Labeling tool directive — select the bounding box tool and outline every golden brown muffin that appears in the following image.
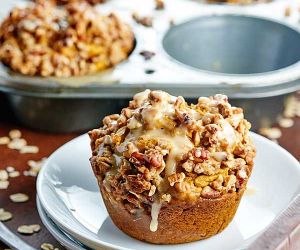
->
[89,90,256,244]
[0,1,134,77]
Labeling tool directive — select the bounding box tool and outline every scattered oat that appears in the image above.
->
[6,166,15,173]
[285,6,291,17]
[0,170,8,181]
[139,50,156,60]
[7,138,27,150]
[23,171,30,176]
[17,224,40,235]
[9,171,20,178]
[25,158,47,177]
[155,0,165,10]
[0,209,12,221]
[9,193,29,203]
[284,95,300,118]
[41,243,55,250]
[30,224,41,232]
[0,180,9,189]
[0,137,10,145]
[132,12,153,27]
[278,117,294,128]
[20,145,39,154]
[259,127,282,139]
[9,129,22,139]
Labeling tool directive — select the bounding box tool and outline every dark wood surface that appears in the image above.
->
[0,95,299,250]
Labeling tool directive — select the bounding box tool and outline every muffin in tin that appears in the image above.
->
[89,90,256,244]
[0,1,134,77]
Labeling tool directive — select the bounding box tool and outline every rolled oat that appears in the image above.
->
[9,193,29,203]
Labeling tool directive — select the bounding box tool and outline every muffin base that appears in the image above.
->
[100,185,245,244]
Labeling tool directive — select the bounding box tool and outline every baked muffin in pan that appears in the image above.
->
[0,1,134,77]
[89,90,256,244]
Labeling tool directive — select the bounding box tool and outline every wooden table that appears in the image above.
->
[0,96,299,250]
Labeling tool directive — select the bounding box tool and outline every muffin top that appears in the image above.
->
[89,90,255,231]
[0,1,133,77]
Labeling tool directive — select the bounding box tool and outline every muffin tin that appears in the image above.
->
[0,0,300,132]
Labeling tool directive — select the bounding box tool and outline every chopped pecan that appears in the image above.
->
[201,186,221,199]
[168,172,185,186]
[126,175,151,193]
[132,13,153,27]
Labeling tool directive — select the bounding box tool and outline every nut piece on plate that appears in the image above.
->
[0,1,134,77]
[89,90,256,244]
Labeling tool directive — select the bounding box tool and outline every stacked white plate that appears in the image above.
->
[36,133,300,250]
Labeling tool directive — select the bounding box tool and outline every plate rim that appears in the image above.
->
[36,132,300,250]
[36,195,87,250]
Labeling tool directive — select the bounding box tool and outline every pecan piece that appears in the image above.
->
[168,172,185,186]
[201,186,221,199]
[126,175,151,193]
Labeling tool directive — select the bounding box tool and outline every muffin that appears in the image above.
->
[0,1,134,77]
[89,90,256,244]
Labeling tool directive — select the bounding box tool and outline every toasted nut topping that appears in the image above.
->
[168,173,185,187]
[89,90,255,212]
[201,186,221,199]
[10,193,29,203]
[161,193,171,203]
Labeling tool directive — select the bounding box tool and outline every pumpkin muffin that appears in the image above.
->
[89,90,256,244]
[0,1,134,77]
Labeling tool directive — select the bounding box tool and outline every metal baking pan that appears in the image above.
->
[0,1,300,132]
[1,79,299,132]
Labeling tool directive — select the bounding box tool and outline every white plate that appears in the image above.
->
[37,133,300,250]
[36,195,88,250]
